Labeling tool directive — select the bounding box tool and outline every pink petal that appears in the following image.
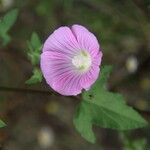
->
[71,24,100,57]
[93,51,103,66]
[80,51,103,90]
[80,65,99,90]
[52,72,82,96]
[42,26,80,56]
[41,51,83,96]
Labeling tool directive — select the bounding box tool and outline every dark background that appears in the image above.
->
[0,0,150,149]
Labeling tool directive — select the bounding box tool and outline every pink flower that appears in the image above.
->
[40,24,102,96]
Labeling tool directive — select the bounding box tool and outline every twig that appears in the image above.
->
[0,86,53,95]
[0,86,80,100]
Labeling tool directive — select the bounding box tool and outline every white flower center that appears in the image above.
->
[72,51,92,72]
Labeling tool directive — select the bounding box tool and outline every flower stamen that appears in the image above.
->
[72,51,92,72]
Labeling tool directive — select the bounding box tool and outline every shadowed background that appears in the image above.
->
[0,0,150,149]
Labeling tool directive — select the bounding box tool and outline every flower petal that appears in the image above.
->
[80,51,102,90]
[71,24,100,57]
[80,65,100,90]
[41,51,83,95]
[52,72,82,96]
[42,26,80,56]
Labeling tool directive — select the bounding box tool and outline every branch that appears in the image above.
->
[0,86,52,95]
[0,86,149,116]
[0,86,80,100]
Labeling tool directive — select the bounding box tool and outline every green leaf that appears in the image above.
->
[30,32,42,51]
[0,120,6,128]
[0,9,18,45]
[0,9,18,33]
[26,68,42,84]
[74,65,148,143]
[74,101,96,143]
[26,32,43,85]
[97,65,113,87]
[27,51,40,66]
[27,32,42,65]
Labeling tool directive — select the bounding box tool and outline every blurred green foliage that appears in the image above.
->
[121,132,148,150]
[0,8,19,128]
[25,68,42,84]
[27,32,42,66]
[0,9,18,45]
[0,119,6,128]
[26,32,43,84]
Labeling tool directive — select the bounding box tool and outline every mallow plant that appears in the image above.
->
[0,9,148,144]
